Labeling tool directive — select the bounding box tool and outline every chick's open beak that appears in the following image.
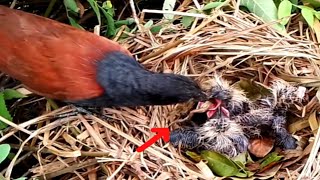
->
[197,99,230,119]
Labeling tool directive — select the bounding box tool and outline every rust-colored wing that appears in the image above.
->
[0,5,131,101]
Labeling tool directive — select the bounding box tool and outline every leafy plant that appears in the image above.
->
[180,0,228,28]
[63,0,83,29]
[0,89,27,130]
[62,0,117,37]
[278,0,293,25]
[240,0,287,35]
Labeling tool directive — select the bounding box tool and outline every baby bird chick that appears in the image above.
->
[170,75,306,157]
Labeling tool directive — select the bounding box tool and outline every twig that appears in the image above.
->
[34,159,98,180]
[9,0,17,9]
[139,12,221,62]
[142,9,207,18]
[129,0,142,32]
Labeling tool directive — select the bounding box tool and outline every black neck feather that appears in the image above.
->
[72,52,207,107]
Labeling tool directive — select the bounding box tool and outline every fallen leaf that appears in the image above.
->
[282,141,313,168]
[186,151,202,162]
[259,152,283,170]
[195,160,217,179]
[255,163,283,178]
[288,119,309,133]
[308,111,319,135]
[281,149,304,161]
[201,150,240,177]
[246,162,261,172]
[258,161,281,173]
[248,138,275,158]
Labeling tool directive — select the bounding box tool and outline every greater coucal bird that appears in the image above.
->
[0,5,207,108]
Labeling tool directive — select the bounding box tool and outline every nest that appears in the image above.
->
[1,0,320,179]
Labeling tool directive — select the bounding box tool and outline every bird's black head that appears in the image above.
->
[73,51,208,107]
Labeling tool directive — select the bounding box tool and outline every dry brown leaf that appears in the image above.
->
[31,158,75,175]
[308,111,319,135]
[248,138,274,158]
[195,160,216,179]
[281,149,304,161]
[79,115,108,149]
[255,163,283,178]
[46,145,81,158]
[282,141,314,168]
[289,119,310,133]
[62,132,78,150]
[246,162,261,172]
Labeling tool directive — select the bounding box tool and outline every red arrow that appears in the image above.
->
[136,128,170,152]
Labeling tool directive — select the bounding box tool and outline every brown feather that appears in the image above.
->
[0,5,131,101]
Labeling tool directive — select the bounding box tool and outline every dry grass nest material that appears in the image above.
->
[1,1,320,180]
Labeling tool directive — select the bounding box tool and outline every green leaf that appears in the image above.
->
[0,93,12,129]
[202,2,224,11]
[305,0,320,8]
[150,25,162,33]
[7,152,15,160]
[232,153,254,178]
[186,151,203,162]
[87,0,101,25]
[67,16,83,29]
[162,0,177,19]
[3,89,27,100]
[102,0,113,9]
[315,12,320,20]
[63,0,83,29]
[240,0,287,35]
[274,0,282,7]
[101,0,114,16]
[278,0,292,25]
[0,144,10,164]
[232,152,247,167]
[290,0,298,12]
[301,6,315,28]
[100,6,116,37]
[182,16,195,28]
[115,18,135,27]
[201,150,240,177]
[63,0,79,13]
[144,20,154,28]
[259,152,283,169]
[181,9,197,28]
